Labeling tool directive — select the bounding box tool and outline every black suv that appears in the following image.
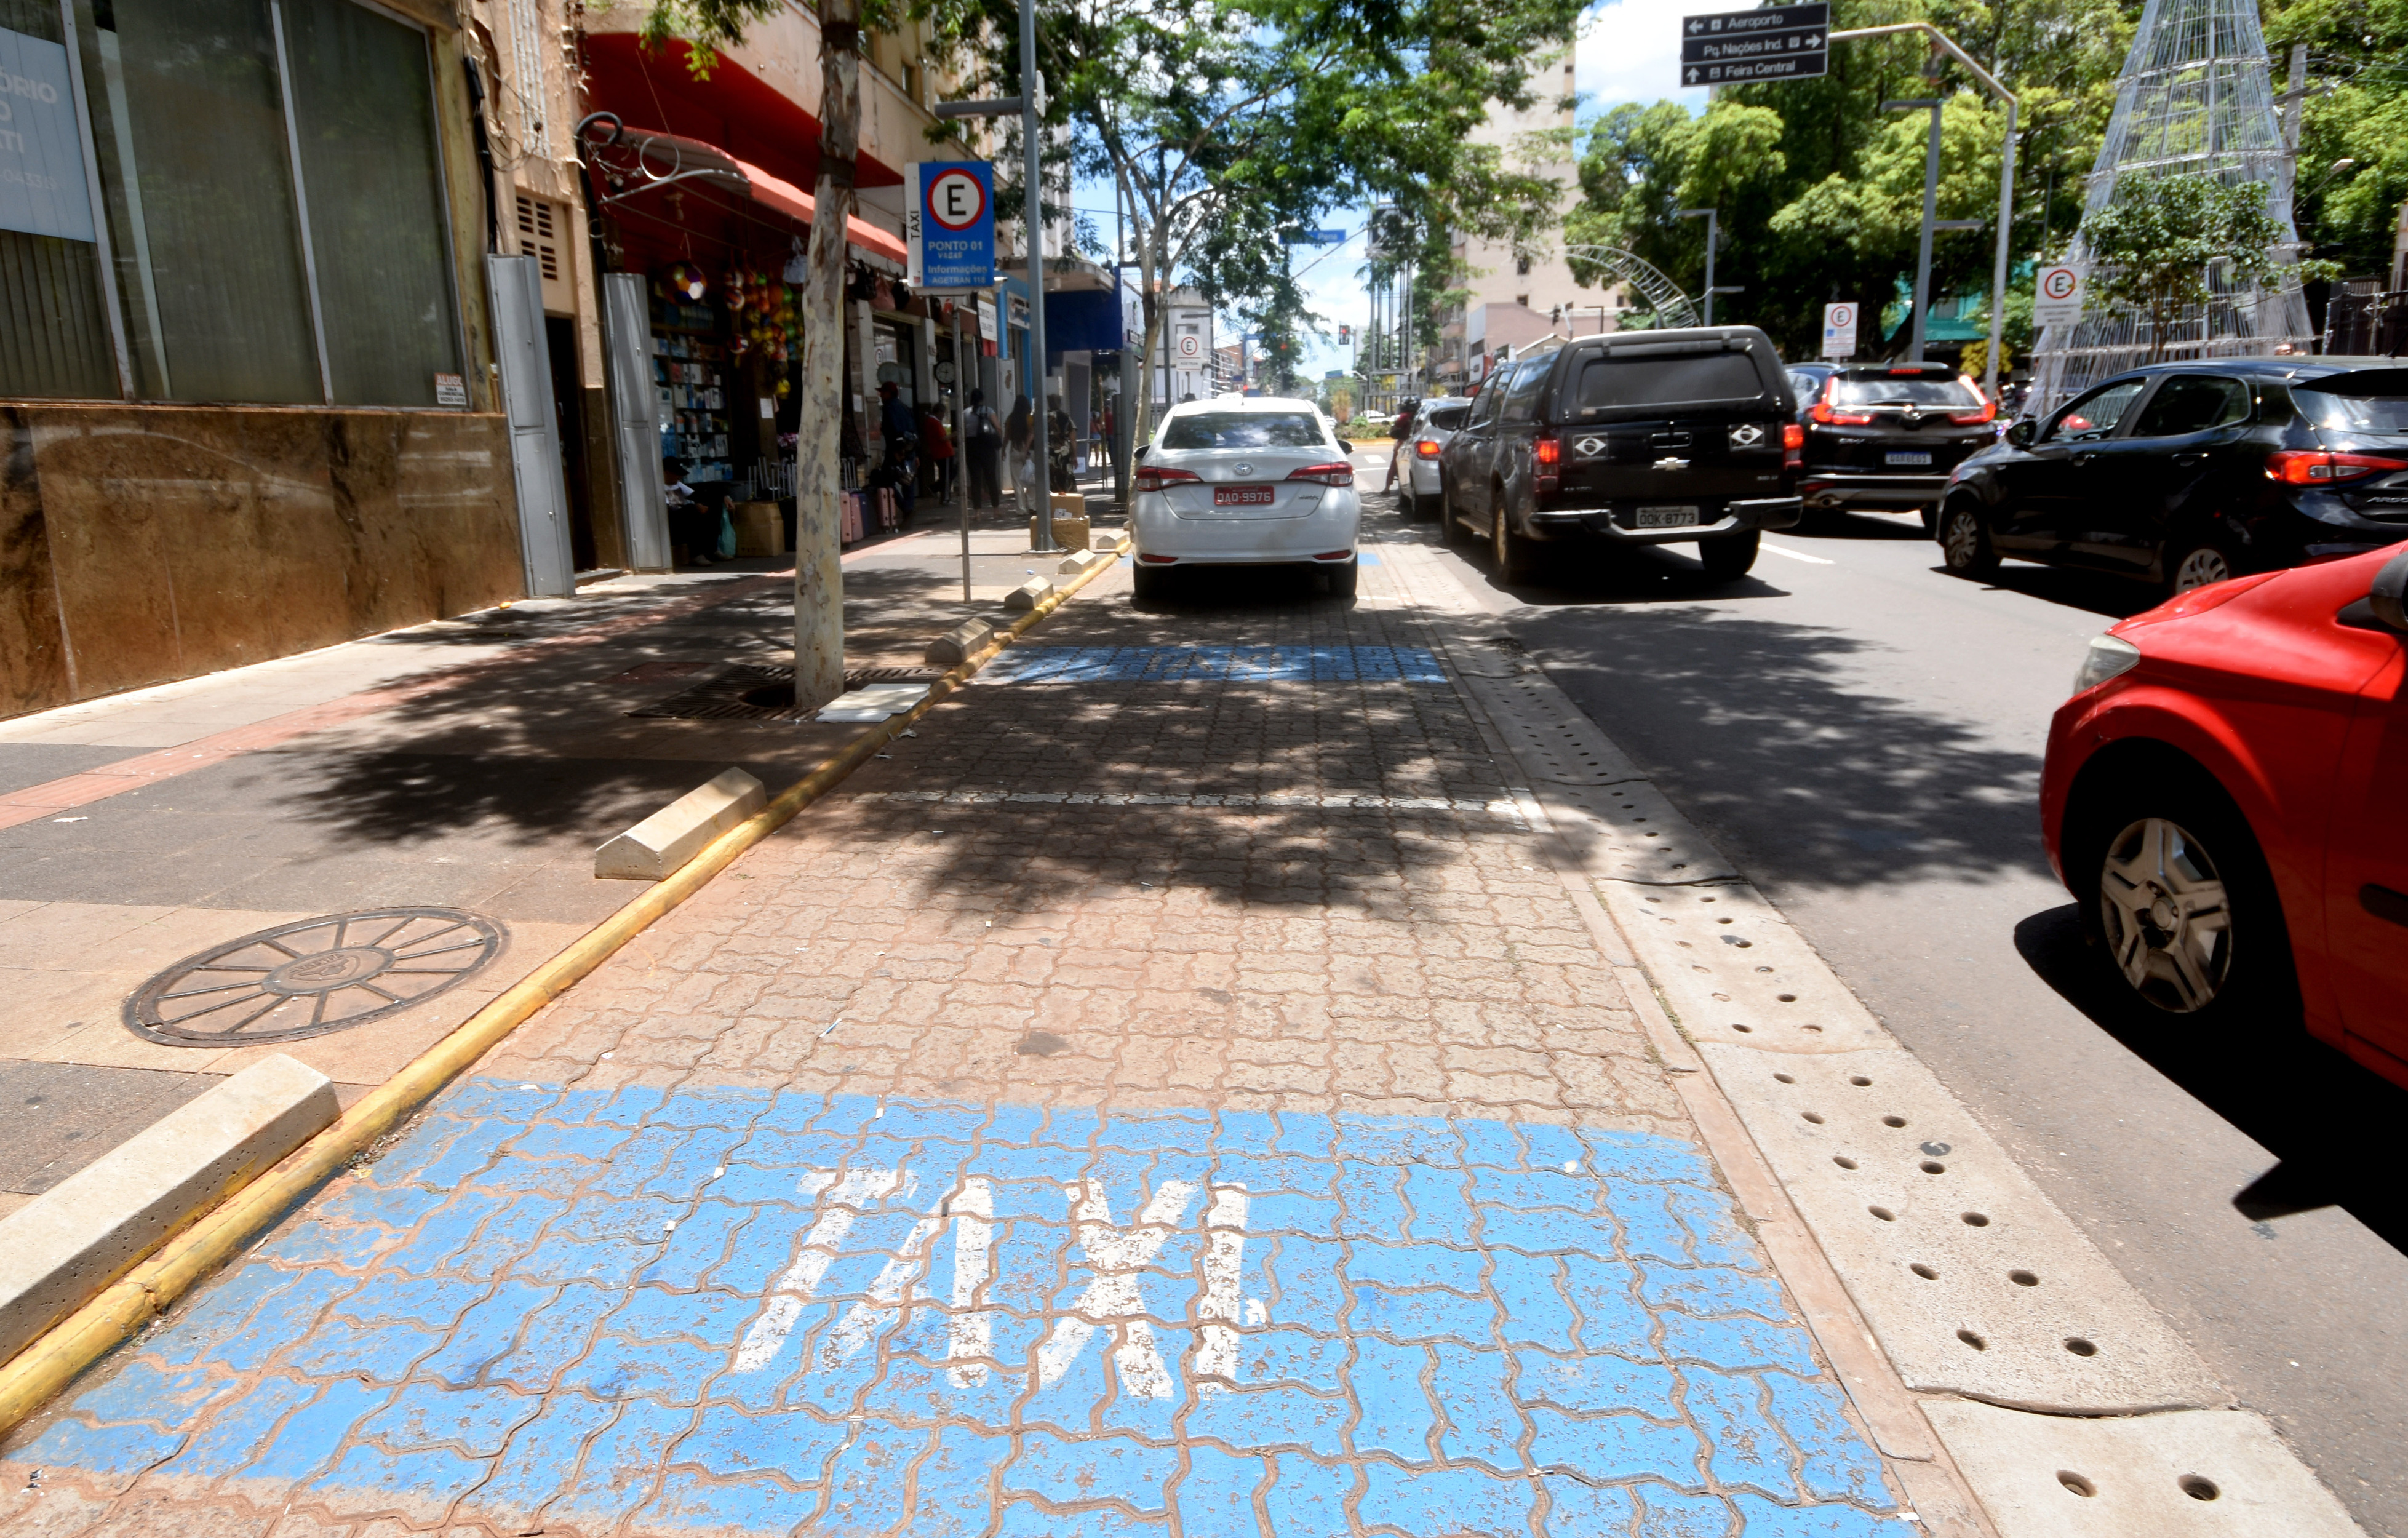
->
[1785,361,1998,529]
[1437,327,1803,582]
[1939,358,2408,594]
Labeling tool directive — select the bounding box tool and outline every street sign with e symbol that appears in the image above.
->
[1821,301,1857,358]
[2033,263,2088,327]
[905,161,996,290]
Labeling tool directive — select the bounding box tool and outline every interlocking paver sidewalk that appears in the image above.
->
[2,538,1918,1537]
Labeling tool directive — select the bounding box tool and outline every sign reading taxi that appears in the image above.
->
[906,161,995,290]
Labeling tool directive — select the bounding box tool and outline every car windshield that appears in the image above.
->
[1422,405,1469,431]
[1832,378,1979,408]
[2297,384,2408,434]
[1158,412,1328,449]
[1568,352,1768,414]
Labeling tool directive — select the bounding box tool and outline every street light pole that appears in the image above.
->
[1882,98,1944,361]
[1676,208,1718,325]
[1836,23,2017,397]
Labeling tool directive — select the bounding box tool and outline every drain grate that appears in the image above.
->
[630,664,943,721]
[124,909,506,1046]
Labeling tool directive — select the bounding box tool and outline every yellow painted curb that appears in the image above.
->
[0,552,1120,1438]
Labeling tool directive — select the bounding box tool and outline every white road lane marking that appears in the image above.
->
[1760,541,1834,565]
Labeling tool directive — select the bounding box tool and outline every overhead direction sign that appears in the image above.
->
[905,161,996,290]
[1681,2,1828,86]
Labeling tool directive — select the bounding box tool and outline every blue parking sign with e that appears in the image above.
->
[907,161,995,290]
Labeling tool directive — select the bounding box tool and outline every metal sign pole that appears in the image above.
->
[1020,0,1056,552]
[954,306,971,599]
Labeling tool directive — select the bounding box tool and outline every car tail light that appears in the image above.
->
[1134,464,1201,494]
[1533,430,1563,503]
[1811,377,1873,426]
[1314,549,1354,561]
[1414,438,1443,458]
[2265,449,2408,485]
[1135,552,1178,564]
[1286,463,1357,486]
[1534,432,1562,468]
[1782,423,1805,450]
[1950,380,1996,426]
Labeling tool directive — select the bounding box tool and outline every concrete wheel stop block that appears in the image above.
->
[595,768,767,881]
[1922,1400,2366,1536]
[0,1054,338,1364]
[1057,549,1109,576]
[1003,576,1055,612]
[925,617,999,666]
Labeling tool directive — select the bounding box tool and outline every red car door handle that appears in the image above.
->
[2364,883,2408,928]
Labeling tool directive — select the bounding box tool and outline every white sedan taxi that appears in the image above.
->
[1129,397,1363,599]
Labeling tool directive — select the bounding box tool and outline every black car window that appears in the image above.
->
[1158,412,1328,449]
[1832,378,1980,408]
[2129,375,2254,437]
[2042,380,2146,444]
[1566,350,1768,415]
[1786,369,1825,402]
[1502,357,1551,421]
[1422,405,1469,430]
[2253,381,2297,423]
[2296,371,2408,433]
[1472,378,1507,426]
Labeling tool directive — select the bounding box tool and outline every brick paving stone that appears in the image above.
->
[2,549,1915,1536]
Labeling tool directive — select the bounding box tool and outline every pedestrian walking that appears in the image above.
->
[1384,398,1417,493]
[663,456,716,567]
[1005,394,1033,508]
[872,381,918,521]
[922,404,956,505]
[1047,392,1077,493]
[964,388,1003,510]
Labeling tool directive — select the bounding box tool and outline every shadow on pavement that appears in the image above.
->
[2016,902,2408,1254]
[1506,597,2055,889]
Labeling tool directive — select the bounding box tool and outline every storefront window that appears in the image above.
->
[283,0,462,405]
[0,0,461,407]
[0,1,118,399]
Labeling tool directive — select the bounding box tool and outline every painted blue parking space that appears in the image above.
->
[982,645,1446,685]
[22,1083,1911,1536]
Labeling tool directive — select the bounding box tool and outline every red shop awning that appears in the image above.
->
[600,127,909,267]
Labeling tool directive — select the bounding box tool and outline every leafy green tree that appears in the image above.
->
[1566,0,2142,362]
[2078,171,2332,358]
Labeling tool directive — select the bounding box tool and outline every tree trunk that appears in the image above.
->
[793,0,862,711]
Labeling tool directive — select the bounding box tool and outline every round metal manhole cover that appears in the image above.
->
[124,908,508,1046]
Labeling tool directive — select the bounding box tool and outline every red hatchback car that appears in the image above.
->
[2042,541,2408,1089]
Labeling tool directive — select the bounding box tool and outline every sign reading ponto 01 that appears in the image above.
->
[906,161,995,292]
[0,27,95,243]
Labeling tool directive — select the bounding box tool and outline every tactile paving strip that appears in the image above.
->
[1699,1046,2222,1416]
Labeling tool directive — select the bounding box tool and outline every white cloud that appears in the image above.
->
[1577,0,1707,119]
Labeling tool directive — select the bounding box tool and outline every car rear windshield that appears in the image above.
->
[1564,349,1771,417]
[1159,412,1328,449]
[1830,377,1979,408]
[2297,372,2408,434]
[1422,405,1469,430]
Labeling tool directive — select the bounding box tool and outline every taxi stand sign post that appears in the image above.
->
[907,161,999,596]
[2033,262,2088,329]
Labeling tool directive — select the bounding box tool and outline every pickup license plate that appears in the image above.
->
[1885,450,1933,466]
[1634,505,1699,528]
[1213,485,1275,506]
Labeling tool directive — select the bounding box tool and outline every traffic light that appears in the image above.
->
[1339,325,1352,344]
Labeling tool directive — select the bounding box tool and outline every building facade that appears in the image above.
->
[1432,50,1628,392]
[1,0,1000,720]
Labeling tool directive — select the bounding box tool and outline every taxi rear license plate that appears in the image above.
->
[1886,451,1934,466]
[1634,506,1699,528]
[1214,486,1275,506]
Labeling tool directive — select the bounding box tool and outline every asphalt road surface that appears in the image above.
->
[1398,493,2408,1536]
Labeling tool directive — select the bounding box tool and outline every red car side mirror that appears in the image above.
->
[2372,545,2408,632]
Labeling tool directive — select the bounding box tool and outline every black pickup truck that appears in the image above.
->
[1437,327,1804,582]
